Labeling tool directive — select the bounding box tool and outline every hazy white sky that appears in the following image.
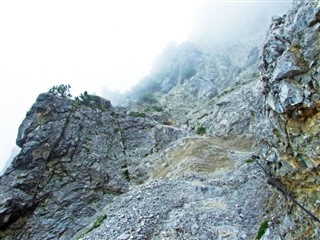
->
[0,0,290,172]
[0,0,196,171]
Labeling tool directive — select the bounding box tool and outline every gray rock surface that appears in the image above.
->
[0,93,187,239]
[1,1,318,239]
[185,73,262,138]
[125,40,262,129]
[80,137,270,240]
[255,1,320,239]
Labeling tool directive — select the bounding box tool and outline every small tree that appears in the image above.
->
[75,91,94,105]
[48,84,72,98]
[197,126,206,136]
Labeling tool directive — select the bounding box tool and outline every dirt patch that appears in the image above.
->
[153,136,253,179]
[199,199,228,210]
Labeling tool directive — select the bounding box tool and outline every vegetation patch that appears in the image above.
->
[48,84,72,98]
[76,214,107,239]
[197,126,206,136]
[122,169,130,181]
[74,91,110,111]
[129,112,146,118]
[245,158,254,163]
[217,85,237,98]
[152,105,163,112]
[74,91,97,106]
[256,220,268,240]
[71,100,80,111]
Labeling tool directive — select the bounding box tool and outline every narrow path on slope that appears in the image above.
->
[152,135,253,179]
[80,135,271,240]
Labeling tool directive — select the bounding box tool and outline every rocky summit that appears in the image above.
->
[1,1,320,240]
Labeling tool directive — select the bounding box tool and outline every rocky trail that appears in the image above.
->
[80,136,272,240]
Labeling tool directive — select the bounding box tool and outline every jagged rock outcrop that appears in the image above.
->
[0,93,187,239]
[185,72,262,138]
[126,40,262,135]
[255,1,320,238]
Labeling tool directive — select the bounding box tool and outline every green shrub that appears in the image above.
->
[75,91,94,105]
[74,91,110,111]
[122,169,130,181]
[217,86,236,98]
[245,159,254,163]
[256,220,268,239]
[48,84,72,98]
[197,127,206,136]
[152,105,163,112]
[92,214,107,229]
[129,112,146,118]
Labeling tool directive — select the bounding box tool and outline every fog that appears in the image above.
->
[191,0,291,45]
[0,0,290,173]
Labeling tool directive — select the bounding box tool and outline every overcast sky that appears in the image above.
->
[0,0,290,172]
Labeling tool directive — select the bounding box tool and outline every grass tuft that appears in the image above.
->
[129,112,146,118]
[197,127,206,136]
[245,159,254,163]
[256,220,268,239]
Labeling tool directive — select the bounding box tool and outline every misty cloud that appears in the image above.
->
[190,0,291,45]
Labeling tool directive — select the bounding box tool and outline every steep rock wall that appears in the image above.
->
[256,1,320,238]
[0,93,187,239]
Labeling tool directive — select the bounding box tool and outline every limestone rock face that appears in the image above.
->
[2,1,318,239]
[186,76,262,138]
[0,93,187,239]
[126,40,262,131]
[80,137,270,240]
[256,1,320,238]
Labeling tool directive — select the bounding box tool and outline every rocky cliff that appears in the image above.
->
[0,1,319,239]
[124,39,261,137]
[0,93,187,239]
[0,48,266,239]
[255,0,320,239]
